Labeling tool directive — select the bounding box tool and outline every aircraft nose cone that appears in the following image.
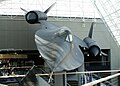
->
[89,46,100,57]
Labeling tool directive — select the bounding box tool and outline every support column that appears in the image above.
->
[54,72,67,86]
[78,63,85,86]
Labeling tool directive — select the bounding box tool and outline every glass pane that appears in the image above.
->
[95,0,120,45]
[0,0,100,18]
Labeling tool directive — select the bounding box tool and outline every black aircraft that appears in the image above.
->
[20,3,108,86]
[21,3,104,72]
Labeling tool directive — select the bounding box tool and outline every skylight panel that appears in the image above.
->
[0,0,100,18]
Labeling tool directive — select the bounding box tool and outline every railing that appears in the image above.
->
[0,65,51,86]
[47,69,120,86]
[0,66,120,86]
[82,73,120,86]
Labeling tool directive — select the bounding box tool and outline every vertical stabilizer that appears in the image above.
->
[44,2,56,14]
[88,22,94,38]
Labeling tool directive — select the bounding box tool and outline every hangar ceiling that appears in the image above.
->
[0,0,100,18]
[92,0,120,46]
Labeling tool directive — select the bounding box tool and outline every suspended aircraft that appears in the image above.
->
[20,3,108,86]
[21,3,103,72]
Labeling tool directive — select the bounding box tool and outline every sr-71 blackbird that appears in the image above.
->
[21,3,104,73]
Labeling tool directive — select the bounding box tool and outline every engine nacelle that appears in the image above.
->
[25,11,47,24]
[83,37,101,57]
